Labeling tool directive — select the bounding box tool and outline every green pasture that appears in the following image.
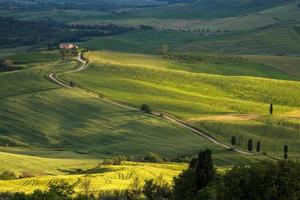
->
[63,51,300,157]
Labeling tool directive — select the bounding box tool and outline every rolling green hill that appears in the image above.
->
[0,51,262,172]
[79,23,300,55]
[62,51,300,159]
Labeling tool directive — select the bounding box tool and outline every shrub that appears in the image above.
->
[102,155,126,165]
[98,190,127,200]
[144,152,164,163]
[69,81,75,87]
[141,104,151,113]
[0,171,17,180]
[143,176,172,200]
[48,179,75,200]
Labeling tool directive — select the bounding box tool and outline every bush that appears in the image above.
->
[143,176,172,200]
[141,104,151,113]
[69,81,75,87]
[0,171,17,180]
[144,152,165,163]
[98,190,127,200]
[102,155,127,165]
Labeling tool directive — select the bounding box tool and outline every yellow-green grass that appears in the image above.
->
[0,150,99,175]
[83,51,298,80]
[191,113,300,160]
[0,161,186,194]
[245,55,300,78]
[62,51,300,157]
[1,51,265,168]
[79,23,300,56]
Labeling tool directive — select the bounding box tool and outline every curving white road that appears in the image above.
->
[48,52,252,156]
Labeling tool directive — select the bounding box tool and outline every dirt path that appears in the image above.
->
[48,52,252,156]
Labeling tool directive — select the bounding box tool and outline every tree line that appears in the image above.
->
[0,17,139,48]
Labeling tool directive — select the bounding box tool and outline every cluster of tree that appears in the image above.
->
[0,0,165,12]
[0,17,137,48]
[60,48,79,59]
[3,149,300,200]
[163,52,243,64]
[181,28,228,34]
[0,58,20,72]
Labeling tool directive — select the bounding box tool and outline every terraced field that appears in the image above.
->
[63,51,300,159]
[0,161,186,194]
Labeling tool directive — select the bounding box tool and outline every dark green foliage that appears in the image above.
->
[69,81,76,88]
[141,104,151,113]
[48,180,75,200]
[196,150,214,191]
[220,161,300,200]
[256,141,261,153]
[270,104,273,114]
[0,17,136,48]
[173,149,214,200]
[143,177,172,200]
[247,139,253,152]
[0,59,20,72]
[144,152,165,163]
[284,145,288,159]
[0,171,17,180]
[102,155,127,165]
[231,136,236,146]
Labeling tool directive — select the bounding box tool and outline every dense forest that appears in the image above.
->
[0,17,140,47]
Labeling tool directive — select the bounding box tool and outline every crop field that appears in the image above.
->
[62,51,300,158]
[0,161,186,194]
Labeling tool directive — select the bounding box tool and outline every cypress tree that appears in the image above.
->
[284,145,288,159]
[270,104,273,115]
[256,141,261,152]
[247,139,253,152]
[231,136,236,146]
[195,149,214,192]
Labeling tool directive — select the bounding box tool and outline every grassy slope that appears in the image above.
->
[80,23,300,56]
[0,51,262,171]
[63,51,300,158]
[0,161,186,194]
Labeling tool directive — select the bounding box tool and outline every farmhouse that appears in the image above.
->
[59,43,78,49]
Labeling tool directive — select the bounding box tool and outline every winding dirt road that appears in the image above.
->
[48,52,252,156]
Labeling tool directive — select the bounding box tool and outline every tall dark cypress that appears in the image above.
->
[270,104,273,115]
[195,149,214,192]
[247,139,253,152]
[256,141,261,152]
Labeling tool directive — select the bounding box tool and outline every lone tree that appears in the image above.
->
[231,136,236,146]
[270,104,273,115]
[196,149,214,191]
[247,139,253,152]
[69,81,75,87]
[173,149,214,200]
[256,141,261,153]
[284,145,288,160]
[141,104,151,113]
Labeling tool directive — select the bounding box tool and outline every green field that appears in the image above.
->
[0,160,186,194]
[62,51,300,159]
[1,50,265,174]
